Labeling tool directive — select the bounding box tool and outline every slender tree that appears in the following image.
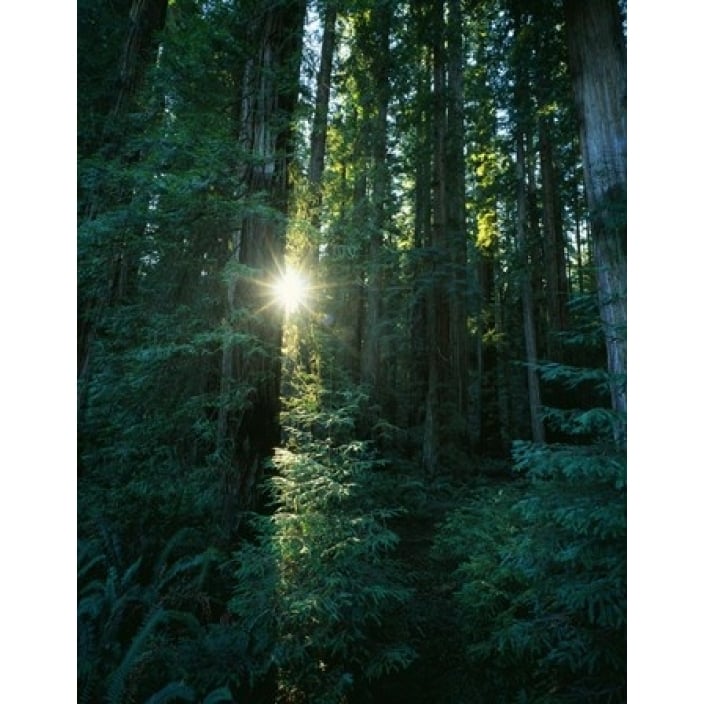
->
[538,114,570,358]
[446,0,470,441]
[360,0,391,403]
[515,131,546,443]
[305,0,338,270]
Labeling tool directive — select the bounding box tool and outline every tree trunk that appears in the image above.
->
[539,115,569,359]
[306,1,338,269]
[110,0,168,119]
[102,0,169,303]
[565,0,627,432]
[422,0,448,477]
[446,0,469,438]
[221,0,306,534]
[494,263,513,454]
[361,1,391,400]
[516,132,545,444]
[410,3,432,430]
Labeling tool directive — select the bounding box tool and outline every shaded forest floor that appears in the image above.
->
[364,469,516,704]
[372,511,465,703]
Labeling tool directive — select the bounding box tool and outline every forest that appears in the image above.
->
[77,0,626,701]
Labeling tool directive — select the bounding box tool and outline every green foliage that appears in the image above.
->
[432,359,626,702]
[145,681,197,704]
[229,379,416,703]
[145,682,235,704]
[78,531,240,704]
[434,468,625,700]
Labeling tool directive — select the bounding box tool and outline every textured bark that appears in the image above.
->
[565,0,627,428]
[516,133,545,444]
[427,0,472,459]
[422,0,448,477]
[220,0,306,534]
[494,265,513,453]
[347,141,368,382]
[420,0,471,472]
[446,0,469,431]
[111,0,168,121]
[422,351,440,478]
[539,116,569,359]
[361,2,391,399]
[306,2,338,268]
[410,14,432,428]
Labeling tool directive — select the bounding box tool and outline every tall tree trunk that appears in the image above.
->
[410,5,432,431]
[100,0,169,303]
[361,1,391,401]
[516,132,545,444]
[110,0,168,122]
[306,1,338,269]
[221,0,306,534]
[422,337,440,477]
[422,0,448,477]
[564,0,627,434]
[446,0,469,440]
[494,262,513,454]
[347,133,368,383]
[539,115,569,359]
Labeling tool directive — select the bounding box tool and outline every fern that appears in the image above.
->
[144,681,196,704]
[201,685,236,704]
[106,607,202,704]
[78,529,231,704]
[145,682,235,704]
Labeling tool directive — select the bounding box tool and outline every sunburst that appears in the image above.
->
[273,269,308,314]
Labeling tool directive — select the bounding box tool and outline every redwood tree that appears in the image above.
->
[564,0,627,431]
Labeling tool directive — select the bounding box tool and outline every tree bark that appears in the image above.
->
[446,0,469,434]
[306,2,338,269]
[409,3,433,431]
[361,1,391,400]
[564,0,627,432]
[539,115,569,359]
[422,0,449,477]
[516,132,545,444]
[110,0,168,122]
[220,0,306,533]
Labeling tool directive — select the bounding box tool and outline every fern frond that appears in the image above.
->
[144,681,196,704]
[202,685,235,704]
[106,608,200,704]
[77,547,105,583]
[151,526,197,579]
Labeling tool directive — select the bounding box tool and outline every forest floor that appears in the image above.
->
[366,471,512,704]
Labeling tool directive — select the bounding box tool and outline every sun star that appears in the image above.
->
[274,269,308,314]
